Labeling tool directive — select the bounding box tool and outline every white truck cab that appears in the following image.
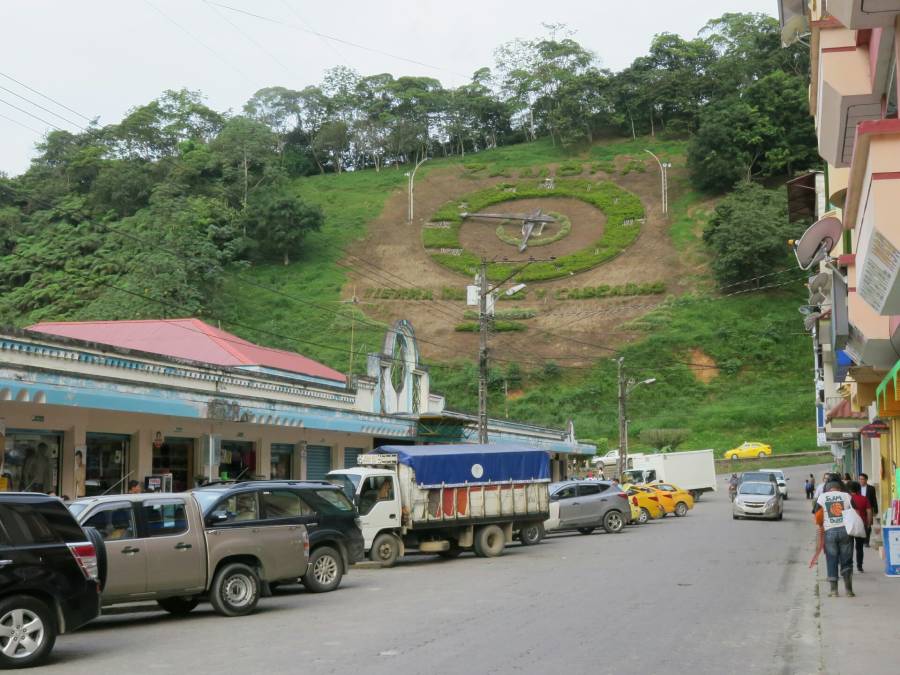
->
[328,465,401,551]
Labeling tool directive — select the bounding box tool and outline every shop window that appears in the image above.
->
[83,433,129,497]
[220,440,255,480]
[270,444,294,479]
[154,438,194,492]
[1,431,61,495]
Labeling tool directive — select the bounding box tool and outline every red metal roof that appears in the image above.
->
[27,318,346,385]
[825,398,867,422]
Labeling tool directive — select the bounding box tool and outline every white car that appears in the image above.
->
[759,469,788,499]
[591,449,620,469]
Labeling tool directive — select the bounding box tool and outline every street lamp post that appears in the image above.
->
[407,156,428,224]
[644,149,670,216]
[616,356,657,479]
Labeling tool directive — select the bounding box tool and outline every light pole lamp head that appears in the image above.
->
[641,378,657,385]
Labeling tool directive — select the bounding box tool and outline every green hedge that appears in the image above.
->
[455,320,527,332]
[425,179,644,282]
[555,281,665,300]
[463,308,536,320]
[495,212,571,247]
[557,162,584,177]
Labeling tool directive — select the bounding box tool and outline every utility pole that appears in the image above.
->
[616,357,627,479]
[478,259,490,443]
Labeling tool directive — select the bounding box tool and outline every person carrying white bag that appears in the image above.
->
[812,480,858,597]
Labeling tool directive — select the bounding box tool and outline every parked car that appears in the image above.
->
[70,487,309,617]
[758,469,789,499]
[592,449,621,470]
[739,471,779,487]
[724,442,772,460]
[194,480,363,592]
[544,480,631,535]
[623,485,666,524]
[646,482,695,517]
[0,493,102,668]
[733,481,783,520]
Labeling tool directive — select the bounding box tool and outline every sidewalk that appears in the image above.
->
[817,542,899,675]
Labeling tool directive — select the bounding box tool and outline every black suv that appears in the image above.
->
[193,480,364,593]
[0,493,102,668]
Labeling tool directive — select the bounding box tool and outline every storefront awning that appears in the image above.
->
[861,420,889,438]
[876,359,900,416]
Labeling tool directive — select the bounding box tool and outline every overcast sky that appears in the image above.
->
[0,0,776,176]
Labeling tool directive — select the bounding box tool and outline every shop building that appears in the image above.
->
[778,0,900,508]
[0,318,592,497]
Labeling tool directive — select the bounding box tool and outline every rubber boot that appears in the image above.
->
[843,574,855,598]
[828,580,839,597]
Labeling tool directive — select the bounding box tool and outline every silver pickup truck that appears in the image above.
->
[69,488,309,617]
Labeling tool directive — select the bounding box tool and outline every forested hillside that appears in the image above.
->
[0,12,819,453]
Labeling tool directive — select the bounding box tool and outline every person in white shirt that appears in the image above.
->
[815,481,855,597]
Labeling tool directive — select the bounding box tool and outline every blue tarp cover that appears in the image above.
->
[373,444,550,487]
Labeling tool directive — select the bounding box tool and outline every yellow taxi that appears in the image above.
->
[724,442,773,460]
[645,482,695,517]
[623,484,666,524]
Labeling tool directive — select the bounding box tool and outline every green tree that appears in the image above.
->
[242,187,323,265]
[702,182,797,287]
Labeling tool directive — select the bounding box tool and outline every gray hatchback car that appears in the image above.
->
[544,480,631,534]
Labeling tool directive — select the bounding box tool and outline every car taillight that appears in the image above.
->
[617,493,628,500]
[68,542,99,582]
[632,496,638,505]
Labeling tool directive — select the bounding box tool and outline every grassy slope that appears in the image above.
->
[216,137,815,455]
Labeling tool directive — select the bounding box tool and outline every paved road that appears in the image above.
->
[45,465,827,675]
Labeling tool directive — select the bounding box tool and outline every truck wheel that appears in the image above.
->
[519,523,544,546]
[674,502,689,517]
[209,563,259,617]
[157,596,200,615]
[602,510,625,534]
[0,595,57,668]
[370,534,400,567]
[639,508,650,524]
[304,546,343,593]
[473,525,505,557]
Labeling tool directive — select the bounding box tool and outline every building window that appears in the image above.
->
[270,444,294,479]
[1,431,61,494]
[83,433,129,497]
[220,440,255,480]
[154,437,194,493]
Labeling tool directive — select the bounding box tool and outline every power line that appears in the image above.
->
[143,0,255,84]
[0,84,85,130]
[0,70,92,122]
[278,0,349,64]
[0,97,63,132]
[203,0,300,81]
[206,1,469,80]
[0,111,41,135]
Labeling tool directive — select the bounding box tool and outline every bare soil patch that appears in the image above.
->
[688,348,719,383]
[457,197,605,259]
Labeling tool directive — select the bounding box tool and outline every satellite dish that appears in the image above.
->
[804,312,822,331]
[808,272,832,294]
[809,290,828,306]
[781,14,809,47]
[791,216,843,270]
[831,188,847,210]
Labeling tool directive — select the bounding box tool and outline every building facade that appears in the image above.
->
[0,319,592,498]
[779,0,900,510]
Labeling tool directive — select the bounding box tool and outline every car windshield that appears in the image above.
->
[192,490,228,515]
[327,474,360,502]
[740,482,775,496]
[742,473,773,482]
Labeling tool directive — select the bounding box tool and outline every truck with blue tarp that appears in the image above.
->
[326,444,551,566]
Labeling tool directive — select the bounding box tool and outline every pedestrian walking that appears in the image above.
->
[810,480,856,597]
[804,474,815,499]
[858,473,878,546]
[812,472,831,513]
[847,481,872,572]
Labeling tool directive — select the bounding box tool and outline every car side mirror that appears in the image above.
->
[550,494,559,502]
